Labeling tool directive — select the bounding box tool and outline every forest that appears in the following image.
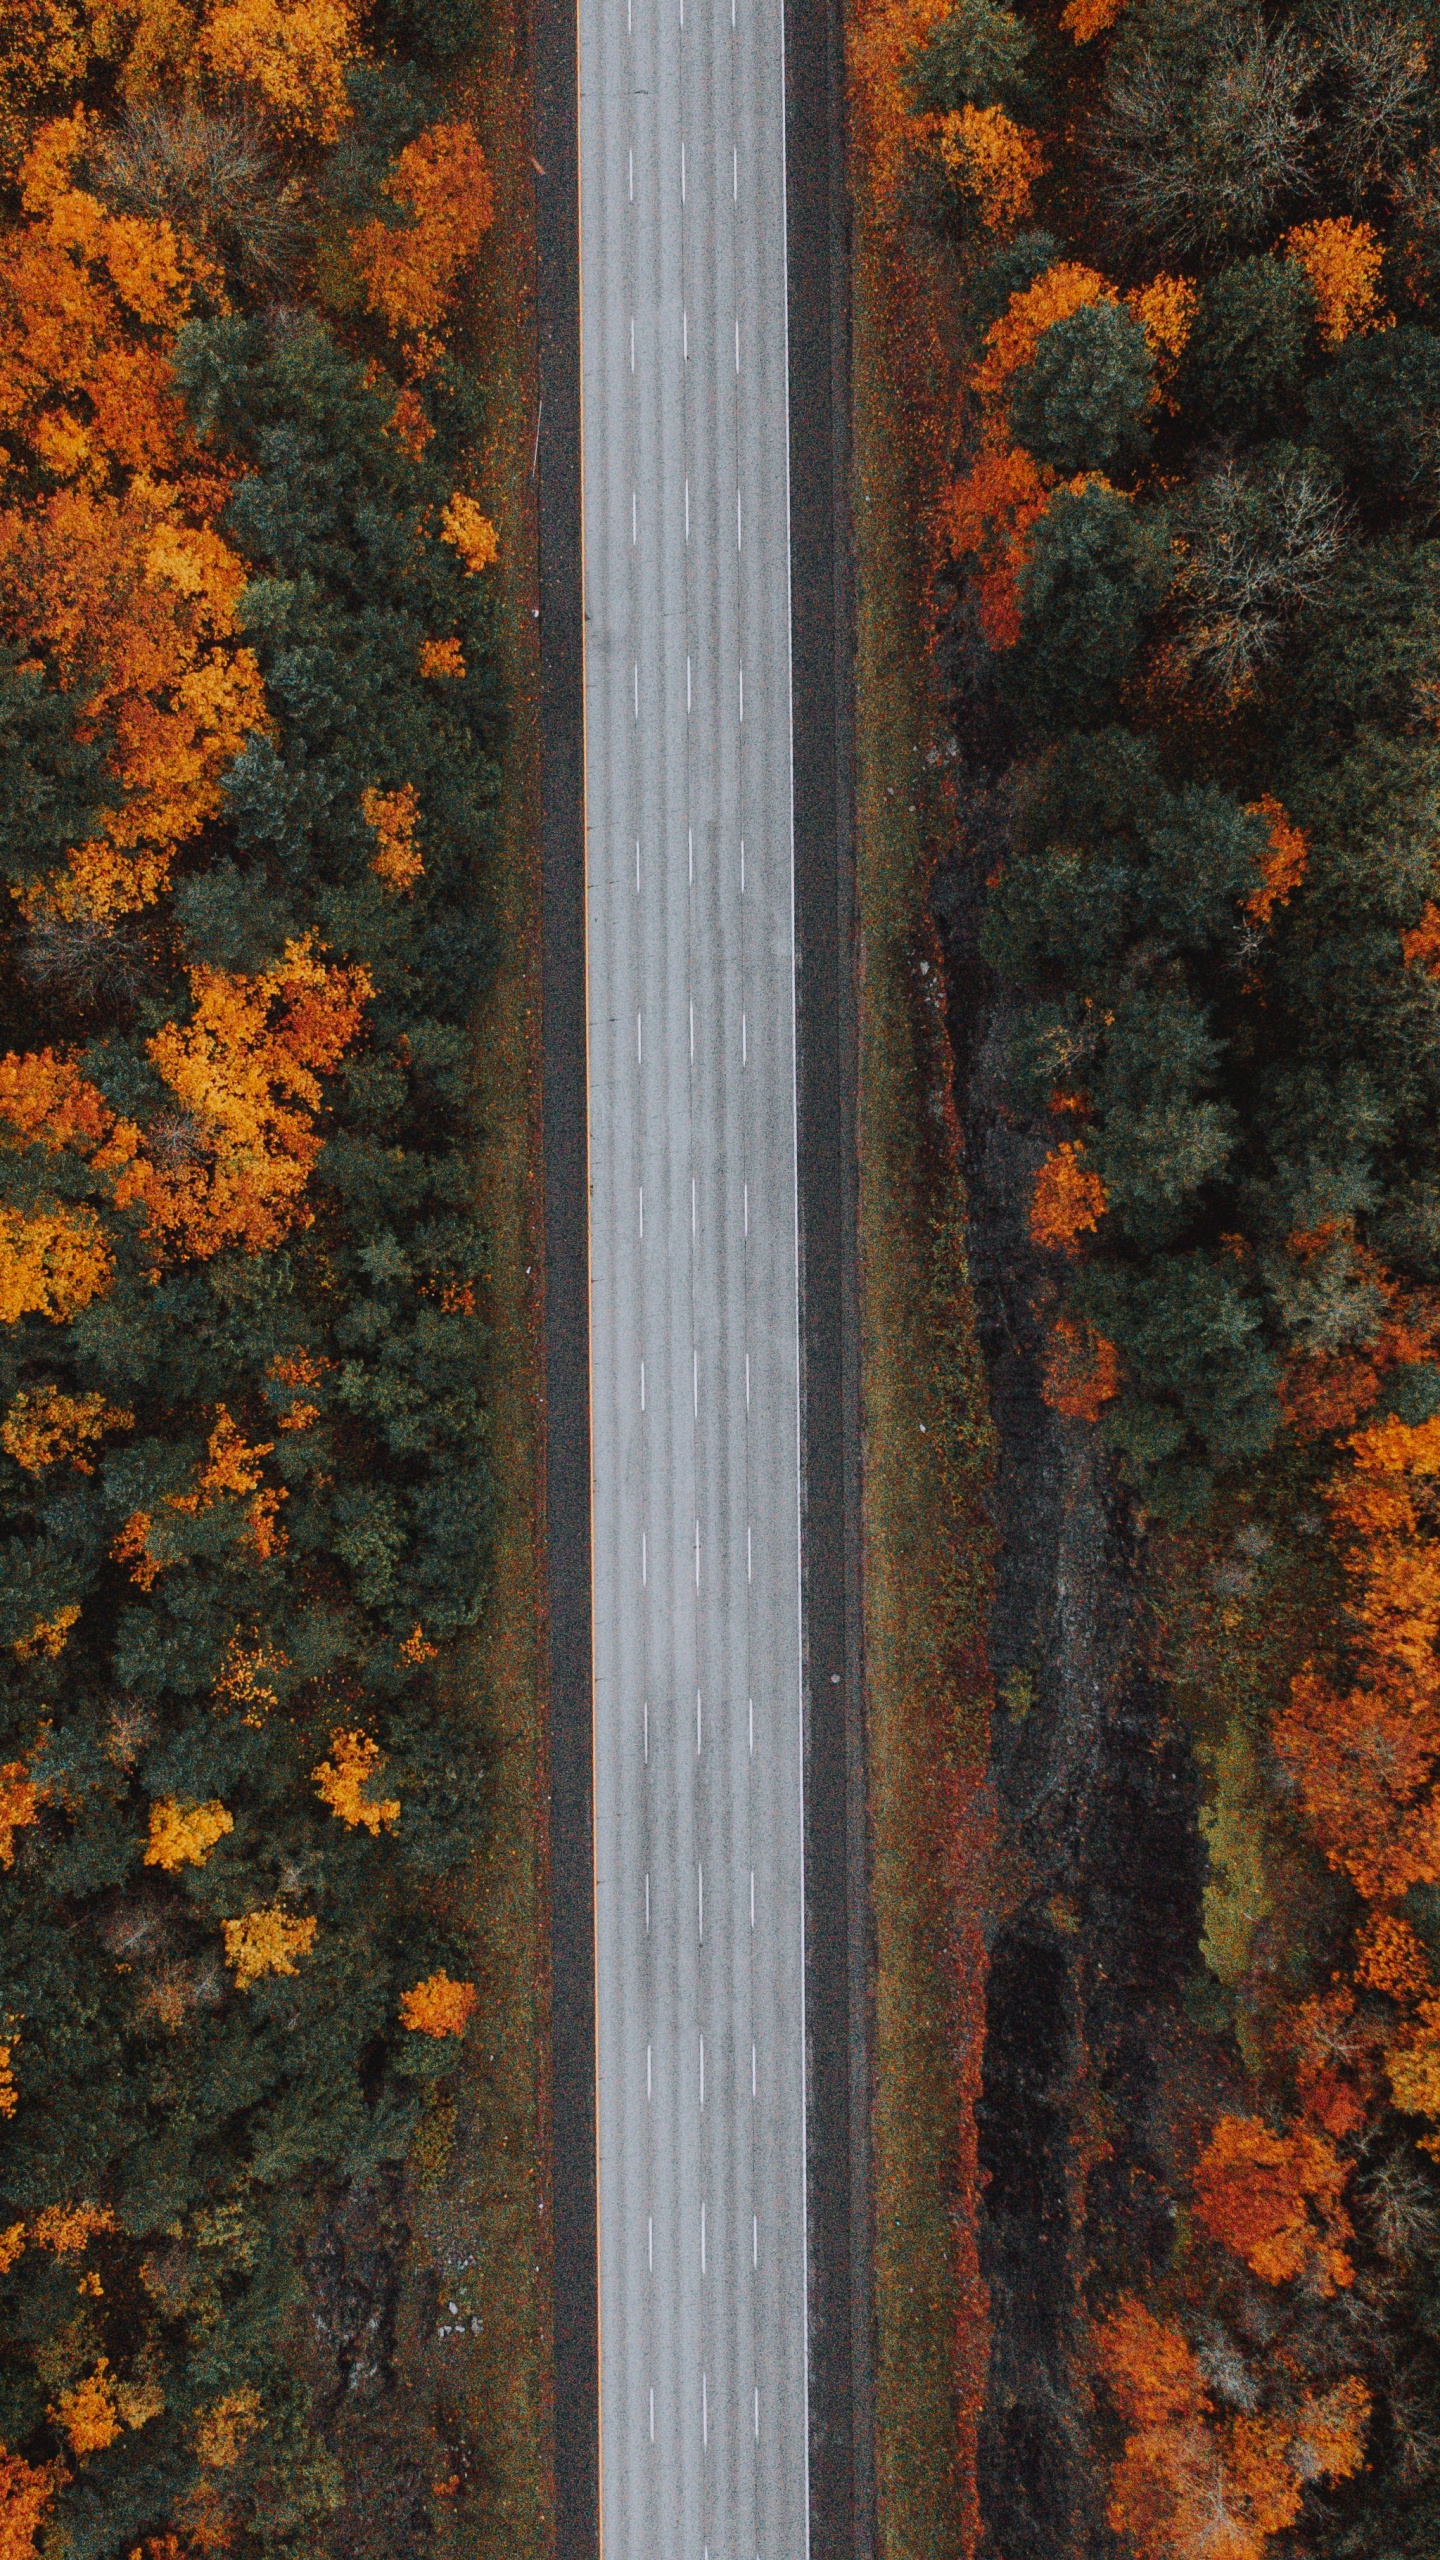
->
[0,3,511,2552]
[858,0,1440,2551]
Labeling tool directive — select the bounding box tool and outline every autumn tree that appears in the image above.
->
[119,938,372,1259]
[1192,2112,1356,2294]
[349,119,493,337]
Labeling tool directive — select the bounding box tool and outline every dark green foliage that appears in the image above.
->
[900,0,1035,114]
[373,0,491,62]
[1178,255,1318,444]
[0,651,115,886]
[1077,1248,1279,1514]
[1008,300,1154,480]
[1086,990,1235,1253]
[320,62,438,219]
[1306,324,1440,509]
[1277,539,1440,755]
[1003,486,1172,729]
[981,707,1440,1501]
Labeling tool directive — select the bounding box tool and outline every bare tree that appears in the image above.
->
[1364,2152,1440,2267]
[22,906,145,1011]
[1099,7,1317,250]
[144,1107,211,1170]
[1173,459,1348,698]
[1323,2,1432,202]
[92,100,305,291]
[1390,2370,1440,2484]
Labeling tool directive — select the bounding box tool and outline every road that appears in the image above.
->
[578,0,809,2539]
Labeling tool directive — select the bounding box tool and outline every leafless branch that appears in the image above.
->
[1099,9,1317,250]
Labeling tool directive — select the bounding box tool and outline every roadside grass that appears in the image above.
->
[393,12,553,2550]
[849,167,997,2560]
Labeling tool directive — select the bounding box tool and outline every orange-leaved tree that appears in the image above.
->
[0,2441,60,2556]
[934,104,1047,232]
[311,1730,399,1835]
[1192,2112,1355,2294]
[350,121,493,337]
[1284,217,1387,350]
[400,1972,477,2036]
[1276,1409,1440,1901]
[198,0,358,142]
[117,938,371,1259]
[936,440,1053,647]
[1030,1141,1108,1253]
[1096,2297,1369,2560]
[1042,1314,1121,1421]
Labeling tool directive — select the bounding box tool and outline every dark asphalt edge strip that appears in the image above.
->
[785,0,874,2551]
[534,0,600,2541]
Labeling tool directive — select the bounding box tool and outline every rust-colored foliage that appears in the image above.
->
[54,2362,120,2458]
[0,2444,59,2560]
[1097,2298,1369,2560]
[0,1761,42,1867]
[936,441,1052,646]
[418,634,464,679]
[31,2201,116,2254]
[1,1386,133,1474]
[1285,216,1387,349]
[973,261,1113,403]
[350,120,493,335]
[13,1603,79,1662]
[1192,2112,1355,2293]
[0,112,267,914]
[936,104,1046,232]
[1402,899,1440,974]
[144,1797,233,1872]
[1042,1313,1121,1420]
[400,1971,477,2036]
[0,1208,112,1324]
[361,783,423,892]
[439,491,498,572]
[1061,0,1126,36]
[198,0,356,141]
[1277,1407,1440,1901]
[1356,1909,1432,2003]
[1388,1995,1440,2149]
[194,2389,262,2470]
[846,0,951,199]
[1126,272,1197,407]
[117,940,371,1260]
[1242,795,1308,924]
[1030,1140,1108,1253]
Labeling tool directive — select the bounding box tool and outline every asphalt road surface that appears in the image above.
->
[578,0,809,2540]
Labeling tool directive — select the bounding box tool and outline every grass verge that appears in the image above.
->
[393,14,553,2549]
[848,128,996,2560]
